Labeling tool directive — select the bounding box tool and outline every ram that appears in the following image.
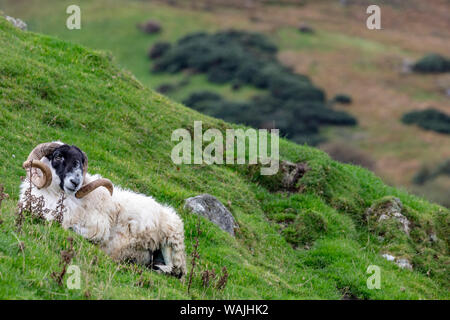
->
[19,142,187,277]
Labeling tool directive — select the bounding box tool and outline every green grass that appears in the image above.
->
[0,16,449,300]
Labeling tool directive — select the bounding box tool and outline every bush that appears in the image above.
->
[412,54,450,73]
[154,30,357,145]
[332,94,352,104]
[413,159,450,185]
[148,42,171,59]
[402,108,450,134]
[156,83,176,94]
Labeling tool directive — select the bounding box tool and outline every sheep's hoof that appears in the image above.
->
[154,264,172,274]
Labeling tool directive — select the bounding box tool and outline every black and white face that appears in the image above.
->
[48,145,86,195]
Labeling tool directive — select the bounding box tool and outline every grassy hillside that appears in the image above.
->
[4,0,449,207]
[0,16,448,299]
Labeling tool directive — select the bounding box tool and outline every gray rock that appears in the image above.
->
[382,253,396,262]
[382,253,413,270]
[430,233,438,242]
[5,16,27,31]
[280,160,308,190]
[184,194,237,236]
[367,197,411,235]
[396,258,413,270]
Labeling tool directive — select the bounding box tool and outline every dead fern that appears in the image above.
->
[201,266,229,291]
[216,266,229,290]
[0,184,8,225]
[187,217,201,293]
[51,237,75,286]
[16,163,67,231]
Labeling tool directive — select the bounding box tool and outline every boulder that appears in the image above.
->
[382,253,413,270]
[184,194,237,236]
[280,160,308,190]
[5,16,27,31]
[247,159,308,192]
[366,197,411,235]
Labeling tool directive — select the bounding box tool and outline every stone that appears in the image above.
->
[280,160,308,190]
[184,194,237,236]
[5,16,27,31]
[430,233,438,242]
[382,253,413,270]
[366,197,411,235]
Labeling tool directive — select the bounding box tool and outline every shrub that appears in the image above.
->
[402,108,450,134]
[148,42,171,59]
[412,54,450,73]
[333,94,352,104]
[156,83,176,94]
[413,159,450,185]
[184,90,357,144]
[154,30,357,145]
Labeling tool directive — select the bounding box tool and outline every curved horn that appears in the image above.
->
[23,142,62,189]
[23,160,53,189]
[75,178,113,199]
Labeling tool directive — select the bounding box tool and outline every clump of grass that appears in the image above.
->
[281,210,328,248]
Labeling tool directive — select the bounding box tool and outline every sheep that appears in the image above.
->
[19,142,187,278]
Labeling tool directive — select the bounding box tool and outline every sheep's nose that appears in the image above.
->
[70,179,80,187]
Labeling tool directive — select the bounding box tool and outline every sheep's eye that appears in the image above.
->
[54,156,63,161]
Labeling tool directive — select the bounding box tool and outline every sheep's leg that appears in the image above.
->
[167,233,187,278]
[155,245,173,274]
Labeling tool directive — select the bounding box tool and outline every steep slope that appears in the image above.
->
[0,17,448,299]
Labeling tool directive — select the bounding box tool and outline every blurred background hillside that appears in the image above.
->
[2,0,449,207]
